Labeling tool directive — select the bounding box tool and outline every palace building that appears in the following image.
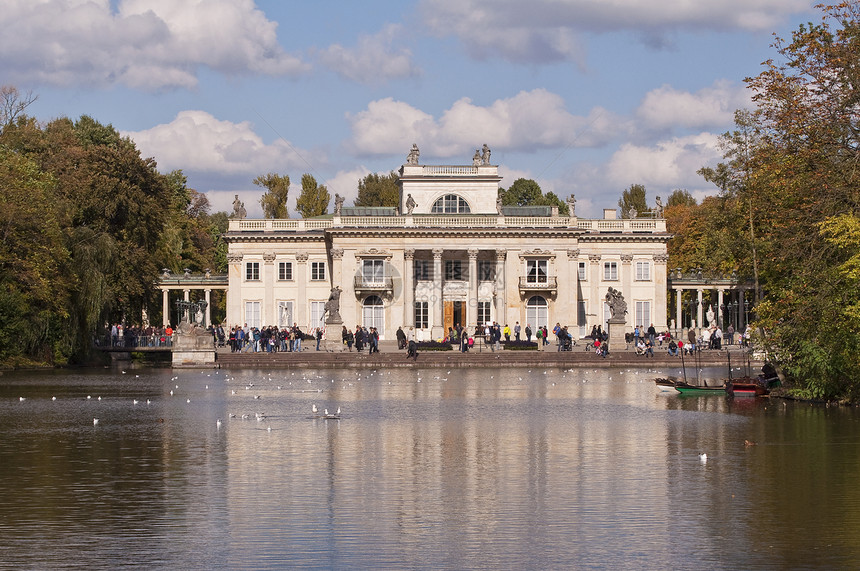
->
[223,147,671,339]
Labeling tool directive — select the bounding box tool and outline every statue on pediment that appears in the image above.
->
[407,144,420,165]
[481,144,491,165]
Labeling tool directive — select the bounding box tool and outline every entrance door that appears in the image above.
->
[444,301,454,335]
[453,301,463,329]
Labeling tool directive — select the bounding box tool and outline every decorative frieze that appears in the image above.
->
[518,248,555,261]
[295,252,309,263]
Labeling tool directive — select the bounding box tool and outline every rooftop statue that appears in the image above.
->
[407,143,420,165]
[405,193,417,215]
[334,193,344,215]
[231,194,247,219]
[481,143,491,165]
[472,149,482,166]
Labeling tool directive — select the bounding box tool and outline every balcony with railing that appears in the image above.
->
[518,275,558,294]
[353,275,394,296]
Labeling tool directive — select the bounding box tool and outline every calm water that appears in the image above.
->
[1,365,859,570]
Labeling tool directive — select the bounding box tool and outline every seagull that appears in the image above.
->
[146,399,151,405]
[254,395,261,400]
[93,418,99,425]
[169,390,174,396]
[216,419,222,428]
[336,407,341,415]
[87,395,92,399]
[19,397,25,402]
[52,396,56,401]
[229,413,236,418]
[133,399,139,405]
[312,404,318,414]
[97,396,102,401]
[699,453,708,463]
[186,398,191,404]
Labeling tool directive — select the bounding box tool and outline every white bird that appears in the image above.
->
[87,395,92,400]
[312,404,318,414]
[52,396,56,401]
[169,390,174,396]
[19,397,25,402]
[146,399,151,405]
[133,399,139,405]
[254,395,261,399]
[216,419,222,428]
[229,414,236,418]
[699,453,708,464]
[121,370,127,374]
[336,407,341,415]
[97,396,102,401]
[93,418,99,425]
[267,426,272,432]
[186,398,191,403]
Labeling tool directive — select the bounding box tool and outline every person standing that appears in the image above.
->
[525,324,532,342]
[514,322,521,341]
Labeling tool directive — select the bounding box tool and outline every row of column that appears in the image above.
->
[671,287,750,331]
[161,288,212,327]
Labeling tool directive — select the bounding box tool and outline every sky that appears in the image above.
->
[1,0,819,218]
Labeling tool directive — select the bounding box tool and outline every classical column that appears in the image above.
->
[653,253,669,330]
[431,249,444,339]
[566,249,580,328]
[621,254,634,327]
[263,252,276,326]
[183,289,190,302]
[468,249,478,328]
[403,249,415,327]
[204,289,212,327]
[226,253,243,326]
[495,249,506,324]
[589,254,602,326]
[330,247,344,288]
[296,253,308,327]
[696,288,704,330]
[717,289,724,329]
[675,288,683,334]
[162,289,170,327]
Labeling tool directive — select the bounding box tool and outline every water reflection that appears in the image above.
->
[1,366,859,569]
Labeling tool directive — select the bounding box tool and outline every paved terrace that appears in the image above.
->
[213,339,760,370]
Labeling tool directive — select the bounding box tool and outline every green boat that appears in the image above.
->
[673,380,727,395]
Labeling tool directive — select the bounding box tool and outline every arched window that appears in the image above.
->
[363,295,385,333]
[526,295,548,330]
[431,194,471,214]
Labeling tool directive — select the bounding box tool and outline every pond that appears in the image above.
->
[1,365,859,569]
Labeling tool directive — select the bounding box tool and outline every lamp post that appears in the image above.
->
[744,299,750,329]
[687,299,698,329]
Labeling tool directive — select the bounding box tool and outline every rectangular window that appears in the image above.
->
[244,301,261,328]
[445,260,463,280]
[311,261,326,281]
[278,262,293,281]
[245,262,260,281]
[414,260,431,281]
[414,301,429,329]
[635,260,651,281]
[603,261,618,281]
[362,259,385,284]
[277,301,293,328]
[527,260,548,283]
[477,301,491,325]
[635,301,651,327]
[477,260,495,281]
[578,262,587,281]
[310,301,326,327]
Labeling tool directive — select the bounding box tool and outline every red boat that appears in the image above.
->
[725,378,769,397]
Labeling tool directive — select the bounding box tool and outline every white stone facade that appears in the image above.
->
[224,158,670,339]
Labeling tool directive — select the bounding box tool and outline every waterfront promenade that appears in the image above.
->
[214,339,760,370]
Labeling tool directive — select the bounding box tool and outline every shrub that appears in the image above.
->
[416,341,453,351]
[502,340,538,351]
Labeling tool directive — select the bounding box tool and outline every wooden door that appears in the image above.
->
[444,301,454,335]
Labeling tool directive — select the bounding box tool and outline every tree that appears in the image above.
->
[618,184,648,218]
[355,171,399,207]
[295,174,331,218]
[701,3,860,400]
[1,85,38,131]
[255,173,290,218]
[666,189,697,208]
[498,178,570,215]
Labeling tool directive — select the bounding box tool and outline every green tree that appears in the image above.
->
[702,3,860,400]
[355,171,399,207]
[618,184,648,218]
[295,174,331,218]
[498,178,570,215]
[255,173,290,218]
[666,189,697,208]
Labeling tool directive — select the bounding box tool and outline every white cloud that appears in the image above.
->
[0,0,308,90]
[316,24,421,84]
[125,110,318,175]
[636,80,752,131]
[420,0,812,63]
[346,89,621,158]
[605,132,722,189]
[324,167,372,206]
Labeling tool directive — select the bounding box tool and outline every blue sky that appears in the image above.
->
[2,0,817,218]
